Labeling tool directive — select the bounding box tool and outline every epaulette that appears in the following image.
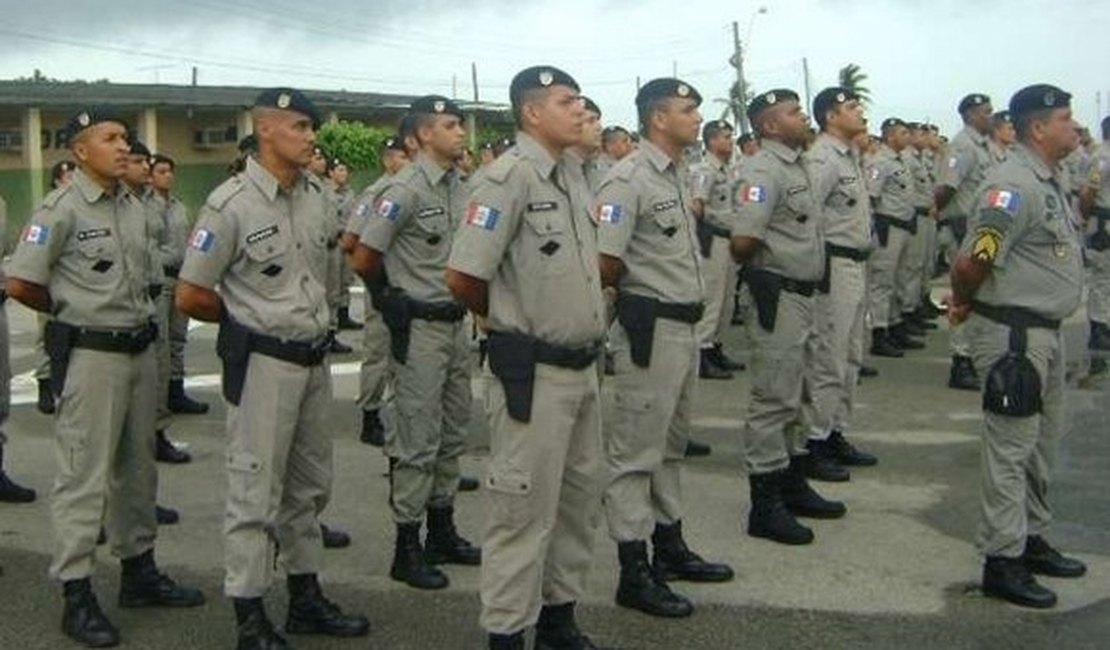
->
[611,151,639,182]
[483,149,518,185]
[40,184,71,209]
[303,172,323,193]
[206,176,245,211]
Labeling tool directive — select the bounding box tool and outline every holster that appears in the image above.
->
[615,293,659,368]
[380,287,413,364]
[817,253,832,295]
[486,332,537,423]
[695,220,714,258]
[873,217,891,248]
[745,269,783,333]
[1089,211,1110,252]
[982,326,1043,417]
[43,320,76,397]
[216,308,252,406]
[948,216,968,245]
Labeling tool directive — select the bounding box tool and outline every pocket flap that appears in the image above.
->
[485,468,531,496]
[227,451,263,473]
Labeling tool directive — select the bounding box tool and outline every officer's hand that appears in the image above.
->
[691,198,705,220]
[944,293,970,325]
[929,205,939,220]
[475,315,490,333]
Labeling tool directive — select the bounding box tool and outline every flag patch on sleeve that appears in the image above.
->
[987,189,1021,213]
[597,204,622,224]
[741,185,766,203]
[465,203,501,230]
[376,199,401,221]
[189,228,215,253]
[22,224,49,245]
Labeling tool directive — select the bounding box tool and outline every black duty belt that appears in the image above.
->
[535,339,600,370]
[656,301,705,324]
[408,300,466,322]
[704,222,731,238]
[914,207,930,217]
[780,277,817,297]
[249,332,330,367]
[163,265,180,278]
[826,244,869,262]
[874,213,916,233]
[971,301,1060,331]
[71,322,158,354]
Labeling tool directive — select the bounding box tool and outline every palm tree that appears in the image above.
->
[838,64,871,105]
[713,80,756,131]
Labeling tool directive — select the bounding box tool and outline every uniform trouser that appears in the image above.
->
[357,291,390,413]
[868,225,914,329]
[384,319,471,524]
[920,217,939,291]
[0,300,10,429]
[34,312,51,380]
[480,362,601,635]
[167,279,189,381]
[805,257,867,437]
[603,318,696,542]
[153,288,173,431]
[339,259,354,309]
[694,236,734,349]
[50,347,158,582]
[742,291,815,475]
[1087,247,1110,326]
[969,315,1064,558]
[902,215,929,314]
[224,353,332,598]
[937,219,963,268]
[326,245,344,329]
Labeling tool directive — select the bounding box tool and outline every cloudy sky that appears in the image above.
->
[1,0,1107,136]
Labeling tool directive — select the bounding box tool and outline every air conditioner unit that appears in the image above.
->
[193,126,238,149]
[0,131,23,151]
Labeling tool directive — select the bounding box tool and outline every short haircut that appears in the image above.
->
[512,87,549,128]
[151,154,175,170]
[1013,108,1055,141]
[637,96,672,135]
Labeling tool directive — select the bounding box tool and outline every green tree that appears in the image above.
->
[838,64,871,104]
[315,120,392,173]
[713,80,755,131]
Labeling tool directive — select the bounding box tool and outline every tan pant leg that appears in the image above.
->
[50,349,155,581]
[167,280,189,380]
[339,258,354,309]
[603,319,696,541]
[480,364,600,635]
[357,292,390,412]
[808,258,866,437]
[715,259,740,343]
[224,353,323,598]
[0,304,10,426]
[1087,248,1110,325]
[694,236,730,349]
[153,290,173,430]
[868,226,909,328]
[106,347,159,561]
[896,225,923,318]
[430,323,471,508]
[34,312,51,380]
[741,291,813,475]
[970,317,1063,558]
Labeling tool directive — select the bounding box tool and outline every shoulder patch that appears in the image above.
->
[206,177,245,211]
[986,189,1021,214]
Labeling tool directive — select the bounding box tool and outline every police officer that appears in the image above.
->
[351,95,479,590]
[447,65,606,650]
[176,88,368,648]
[731,89,846,546]
[597,78,734,619]
[7,107,204,647]
[327,157,362,331]
[800,87,879,482]
[0,193,36,503]
[868,118,926,356]
[570,96,605,192]
[342,135,408,446]
[936,93,996,390]
[32,162,76,415]
[149,153,210,415]
[901,123,940,333]
[690,118,745,380]
[1079,117,1110,363]
[949,84,1087,609]
[306,146,354,355]
[989,111,1016,165]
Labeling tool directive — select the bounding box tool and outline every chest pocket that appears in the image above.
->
[829,177,860,211]
[74,233,118,277]
[783,190,813,227]
[523,211,573,276]
[650,199,685,251]
[414,207,449,246]
[242,226,290,290]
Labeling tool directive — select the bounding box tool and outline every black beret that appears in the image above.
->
[701,119,733,142]
[329,157,346,169]
[381,135,406,153]
[737,132,757,147]
[238,134,257,154]
[746,88,799,123]
[881,117,907,131]
[493,137,515,154]
[312,145,327,157]
[128,139,151,157]
[398,114,418,140]
[992,111,1012,124]
[510,66,580,107]
[907,121,923,130]
[254,87,321,129]
[63,106,129,143]
[1008,84,1071,118]
[1101,116,1110,134]
[480,142,494,151]
[811,87,858,126]
[958,93,991,114]
[581,96,601,116]
[636,78,702,115]
[409,95,464,120]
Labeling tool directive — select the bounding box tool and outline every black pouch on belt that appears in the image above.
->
[43,320,76,397]
[615,293,659,368]
[873,216,891,247]
[745,269,784,332]
[216,308,252,406]
[487,332,537,423]
[982,326,1043,417]
[380,287,413,364]
[695,219,714,258]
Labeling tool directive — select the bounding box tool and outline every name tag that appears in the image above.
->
[838,176,857,185]
[653,199,679,212]
[76,227,111,241]
[417,206,446,218]
[786,186,807,196]
[246,225,279,244]
[527,201,558,212]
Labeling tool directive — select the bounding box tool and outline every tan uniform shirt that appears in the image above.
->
[804,133,871,251]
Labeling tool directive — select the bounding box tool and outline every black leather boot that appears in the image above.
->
[651,520,733,583]
[62,578,120,648]
[948,355,980,390]
[155,504,179,525]
[1021,535,1087,578]
[37,378,56,415]
[614,541,693,618]
[1091,321,1110,351]
[118,550,205,608]
[285,573,369,637]
[802,439,850,483]
[488,632,525,650]
[359,409,385,447]
[458,476,480,492]
[390,522,448,589]
[234,598,290,650]
[535,602,600,650]
[684,440,712,458]
[320,524,351,549]
[782,457,847,519]
[425,505,481,565]
[889,322,926,350]
[826,430,878,467]
[982,556,1057,609]
[698,348,733,380]
[709,343,745,371]
[155,430,191,464]
[747,471,813,545]
[870,328,904,358]
[336,307,363,331]
[0,444,36,503]
[167,379,209,415]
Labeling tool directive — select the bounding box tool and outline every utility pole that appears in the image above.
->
[731,20,749,134]
[452,74,457,100]
[672,60,678,78]
[802,57,812,116]
[468,62,479,151]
